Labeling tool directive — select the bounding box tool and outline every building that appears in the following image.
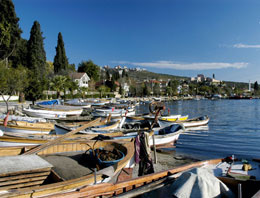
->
[69,72,90,88]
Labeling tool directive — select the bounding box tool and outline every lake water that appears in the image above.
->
[136,99,260,160]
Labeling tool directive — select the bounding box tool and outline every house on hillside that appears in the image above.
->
[69,72,90,88]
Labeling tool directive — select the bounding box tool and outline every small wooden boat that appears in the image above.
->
[92,107,135,118]
[54,116,120,135]
[0,120,135,198]
[159,114,189,122]
[0,130,134,147]
[55,121,184,148]
[158,115,210,128]
[50,157,260,198]
[23,105,83,119]
[0,120,54,134]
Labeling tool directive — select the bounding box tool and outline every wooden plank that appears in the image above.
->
[0,167,52,177]
[0,180,44,190]
[0,175,47,187]
[0,171,50,182]
[23,118,101,155]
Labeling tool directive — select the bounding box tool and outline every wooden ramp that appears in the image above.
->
[0,155,53,191]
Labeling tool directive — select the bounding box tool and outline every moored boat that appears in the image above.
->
[51,157,260,198]
[158,115,210,128]
[0,139,135,198]
[23,105,83,119]
[0,119,54,134]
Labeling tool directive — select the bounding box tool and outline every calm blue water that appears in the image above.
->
[136,99,260,160]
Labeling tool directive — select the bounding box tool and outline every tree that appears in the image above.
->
[98,85,109,98]
[0,62,28,112]
[254,81,259,91]
[26,21,47,102]
[53,32,68,74]
[78,60,100,81]
[153,83,160,96]
[143,84,150,96]
[66,79,79,98]
[50,75,68,99]
[9,38,27,68]
[0,0,22,63]
[27,21,47,77]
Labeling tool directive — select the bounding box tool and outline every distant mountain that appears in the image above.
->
[127,70,188,82]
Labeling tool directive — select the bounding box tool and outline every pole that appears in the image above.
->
[152,134,157,164]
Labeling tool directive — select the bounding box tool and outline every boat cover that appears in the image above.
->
[37,99,61,105]
[170,168,235,198]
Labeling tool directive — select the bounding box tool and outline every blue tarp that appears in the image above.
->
[37,99,61,105]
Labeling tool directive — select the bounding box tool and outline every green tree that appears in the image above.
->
[67,79,79,98]
[9,38,28,68]
[53,32,69,74]
[78,60,100,81]
[143,84,150,96]
[0,63,28,112]
[25,21,47,103]
[153,83,160,96]
[50,75,68,99]
[98,85,109,98]
[166,87,173,96]
[0,0,22,63]
[27,21,47,77]
[254,81,259,91]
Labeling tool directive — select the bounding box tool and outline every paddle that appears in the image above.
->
[23,117,101,155]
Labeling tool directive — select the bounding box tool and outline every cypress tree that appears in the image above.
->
[27,21,46,77]
[0,0,22,62]
[53,32,68,74]
[26,21,47,103]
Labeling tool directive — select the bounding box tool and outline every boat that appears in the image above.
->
[0,139,135,198]
[159,114,189,122]
[0,119,54,134]
[22,105,83,119]
[158,115,210,128]
[55,121,184,148]
[92,106,135,118]
[0,130,135,147]
[51,157,260,198]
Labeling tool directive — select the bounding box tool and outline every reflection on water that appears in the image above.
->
[136,99,260,159]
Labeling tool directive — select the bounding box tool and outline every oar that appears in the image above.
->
[23,117,101,155]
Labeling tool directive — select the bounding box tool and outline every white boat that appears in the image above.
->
[55,121,184,147]
[151,124,185,147]
[158,115,210,128]
[92,107,135,118]
[23,106,83,119]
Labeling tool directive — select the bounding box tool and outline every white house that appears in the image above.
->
[69,72,90,88]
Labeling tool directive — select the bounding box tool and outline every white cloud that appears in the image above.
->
[233,43,260,48]
[115,61,248,70]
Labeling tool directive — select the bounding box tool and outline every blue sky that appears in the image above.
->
[12,0,260,82]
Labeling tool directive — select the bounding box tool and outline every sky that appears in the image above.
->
[12,0,260,83]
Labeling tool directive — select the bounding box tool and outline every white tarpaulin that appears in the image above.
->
[170,168,235,198]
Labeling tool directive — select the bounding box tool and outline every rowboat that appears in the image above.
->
[23,105,83,119]
[0,120,54,134]
[92,107,135,118]
[50,157,260,198]
[0,130,134,147]
[158,115,210,128]
[126,114,188,122]
[160,115,189,122]
[55,121,185,148]
[54,116,124,135]
[0,139,135,198]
